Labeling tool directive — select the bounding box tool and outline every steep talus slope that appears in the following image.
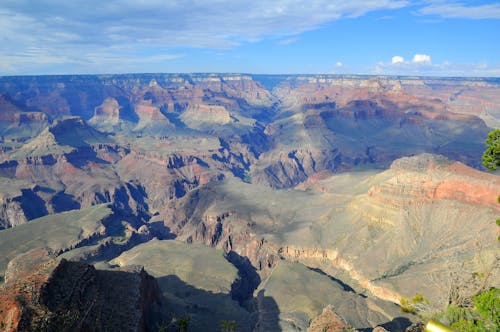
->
[0,205,113,276]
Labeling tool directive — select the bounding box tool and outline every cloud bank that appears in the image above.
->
[0,0,409,73]
[418,2,500,19]
[0,1,498,75]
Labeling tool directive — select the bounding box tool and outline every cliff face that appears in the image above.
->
[161,154,499,309]
[271,75,500,127]
[0,248,162,332]
[0,197,27,229]
[371,154,500,209]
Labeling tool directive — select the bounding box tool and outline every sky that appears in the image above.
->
[0,0,499,76]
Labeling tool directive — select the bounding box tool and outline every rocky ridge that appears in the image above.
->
[0,248,162,332]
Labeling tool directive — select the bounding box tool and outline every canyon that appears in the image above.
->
[0,74,498,331]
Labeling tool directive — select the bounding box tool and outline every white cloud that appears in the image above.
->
[0,0,410,74]
[335,62,343,67]
[392,56,405,64]
[374,56,500,77]
[375,53,434,74]
[278,37,299,45]
[412,54,431,64]
[418,2,500,19]
[0,1,410,47]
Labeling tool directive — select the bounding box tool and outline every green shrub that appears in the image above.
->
[436,288,499,332]
[473,287,499,329]
[399,294,429,314]
[450,318,479,331]
[221,320,236,332]
[242,171,252,184]
[177,316,190,332]
[482,129,500,171]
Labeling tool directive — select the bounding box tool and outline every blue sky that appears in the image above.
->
[0,0,498,76]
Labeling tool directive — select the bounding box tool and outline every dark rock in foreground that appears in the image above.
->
[0,248,163,332]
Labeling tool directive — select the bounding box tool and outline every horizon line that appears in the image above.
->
[1,72,499,80]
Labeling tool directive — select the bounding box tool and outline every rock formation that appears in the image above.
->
[0,248,162,332]
[307,305,353,332]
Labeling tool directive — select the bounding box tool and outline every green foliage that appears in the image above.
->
[473,287,499,328]
[375,261,416,281]
[496,217,500,241]
[38,310,81,332]
[399,294,429,314]
[158,322,169,332]
[412,294,429,304]
[176,316,190,332]
[400,305,415,314]
[443,305,474,325]
[220,320,237,332]
[482,129,500,171]
[439,305,488,332]
[450,317,481,331]
[158,316,190,332]
[437,288,499,332]
[242,171,252,184]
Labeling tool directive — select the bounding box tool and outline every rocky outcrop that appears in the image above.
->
[15,117,110,158]
[0,248,162,332]
[133,101,172,133]
[91,97,120,122]
[0,166,149,228]
[307,305,353,332]
[180,104,232,128]
[370,153,500,210]
[0,197,27,229]
[88,97,130,132]
[0,94,49,138]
